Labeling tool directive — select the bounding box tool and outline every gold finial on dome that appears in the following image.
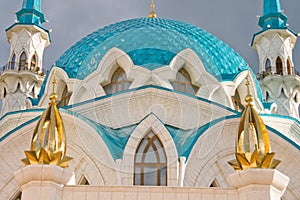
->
[148,0,157,18]
[228,70,280,171]
[22,68,73,168]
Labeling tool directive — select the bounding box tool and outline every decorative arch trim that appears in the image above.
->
[122,114,178,186]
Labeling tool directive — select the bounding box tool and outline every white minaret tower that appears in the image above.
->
[252,0,300,119]
[0,0,50,115]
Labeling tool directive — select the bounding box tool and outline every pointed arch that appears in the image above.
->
[30,54,37,71]
[122,114,178,186]
[10,53,16,70]
[171,68,199,95]
[276,56,283,75]
[78,175,90,185]
[57,84,72,107]
[104,67,132,94]
[264,58,271,76]
[166,49,225,102]
[134,131,167,186]
[19,51,27,70]
[287,58,293,75]
[231,89,243,112]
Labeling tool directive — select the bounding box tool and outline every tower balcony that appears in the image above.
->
[1,62,48,77]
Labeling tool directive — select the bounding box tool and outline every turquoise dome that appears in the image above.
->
[56,18,248,81]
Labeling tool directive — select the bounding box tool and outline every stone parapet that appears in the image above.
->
[14,165,74,200]
[228,169,289,200]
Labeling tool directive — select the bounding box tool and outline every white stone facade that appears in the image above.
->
[0,1,300,200]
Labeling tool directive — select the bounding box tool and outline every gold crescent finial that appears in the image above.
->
[148,0,157,18]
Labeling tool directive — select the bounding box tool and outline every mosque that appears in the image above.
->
[0,0,299,199]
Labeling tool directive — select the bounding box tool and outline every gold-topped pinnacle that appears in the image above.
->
[148,0,157,18]
[245,70,253,104]
[228,71,281,171]
[49,68,58,103]
[22,68,73,168]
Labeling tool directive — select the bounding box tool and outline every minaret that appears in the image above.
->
[0,0,50,115]
[252,0,300,119]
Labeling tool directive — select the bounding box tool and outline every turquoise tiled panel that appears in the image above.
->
[56,18,248,81]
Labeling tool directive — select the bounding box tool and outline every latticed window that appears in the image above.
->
[134,131,167,186]
[171,68,199,95]
[31,54,37,70]
[104,68,131,94]
[19,52,27,70]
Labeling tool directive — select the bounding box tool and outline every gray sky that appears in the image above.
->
[0,0,299,73]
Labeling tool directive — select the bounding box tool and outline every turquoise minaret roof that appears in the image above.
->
[258,0,287,30]
[16,0,45,26]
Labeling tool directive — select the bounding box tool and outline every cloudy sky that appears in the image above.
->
[0,0,299,73]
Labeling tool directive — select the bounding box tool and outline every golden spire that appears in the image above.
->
[22,68,73,168]
[228,71,280,171]
[148,0,157,18]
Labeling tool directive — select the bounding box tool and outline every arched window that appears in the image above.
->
[31,54,37,70]
[104,68,131,94]
[10,53,16,70]
[231,89,243,112]
[264,59,271,76]
[287,58,292,75]
[57,85,72,107]
[19,52,27,71]
[134,131,167,186]
[276,57,283,75]
[171,68,199,95]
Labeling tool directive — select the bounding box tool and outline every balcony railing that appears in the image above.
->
[1,62,48,76]
[257,68,300,80]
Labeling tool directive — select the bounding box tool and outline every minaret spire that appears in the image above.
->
[17,0,45,26]
[148,0,157,18]
[258,0,287,30]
